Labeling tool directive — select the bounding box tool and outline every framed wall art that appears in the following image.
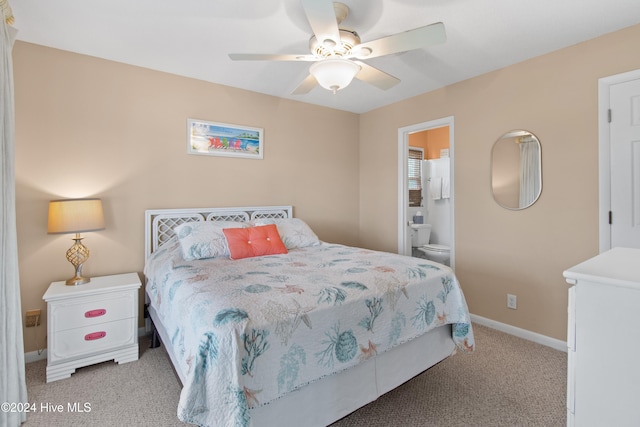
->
[187,118,263,159]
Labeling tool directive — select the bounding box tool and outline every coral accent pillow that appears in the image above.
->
[251,218,320,249]
[223,224,288,260]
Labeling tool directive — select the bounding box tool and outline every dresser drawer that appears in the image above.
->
[48,318,137,363]
[49,290,137,332]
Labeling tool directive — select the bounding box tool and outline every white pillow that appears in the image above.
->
[174,221,248,260]
[251,218,320,249]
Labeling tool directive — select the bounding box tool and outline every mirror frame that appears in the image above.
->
[491,130,542,210]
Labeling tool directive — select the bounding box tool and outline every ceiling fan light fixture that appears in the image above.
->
[310,58,361,94]
[353,46,372,58]
[322,38,337,48]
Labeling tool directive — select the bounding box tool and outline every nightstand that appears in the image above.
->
[42,272,141,383]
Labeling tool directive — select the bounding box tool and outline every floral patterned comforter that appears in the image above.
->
[144,239,474,427]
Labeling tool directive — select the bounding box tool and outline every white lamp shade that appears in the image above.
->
[310,58,361,93]
[48,198,105,234]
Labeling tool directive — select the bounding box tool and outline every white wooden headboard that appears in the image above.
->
[144,206,293,261]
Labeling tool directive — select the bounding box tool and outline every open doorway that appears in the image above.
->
[397,117,455,269]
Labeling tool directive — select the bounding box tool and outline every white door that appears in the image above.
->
[610,78,640,249]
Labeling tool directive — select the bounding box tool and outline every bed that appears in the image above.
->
[143,206,474,427]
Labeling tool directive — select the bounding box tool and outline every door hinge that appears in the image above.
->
[608,109,612,123]
[609,211,612,225]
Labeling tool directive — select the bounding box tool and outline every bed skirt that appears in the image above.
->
[147,304,455,427]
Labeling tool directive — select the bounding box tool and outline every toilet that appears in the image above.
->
[410,223,451,266]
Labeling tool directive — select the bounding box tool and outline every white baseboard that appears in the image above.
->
[471,314,567,352]
[24,349,47,363]
[25,327,150,364]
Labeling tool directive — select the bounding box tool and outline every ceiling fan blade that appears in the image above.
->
[353,22,446,60]
[229,53,317,62]
[291,74,318,95]
[300,0,341,46]
[353,61,400,91]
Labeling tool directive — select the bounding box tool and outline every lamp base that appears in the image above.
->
[66,275,91,286]
[65,235,91,285]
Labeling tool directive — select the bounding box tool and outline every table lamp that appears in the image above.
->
[47,198,105,285]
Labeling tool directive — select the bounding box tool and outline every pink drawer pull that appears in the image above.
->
[84,331,106,341]
[85,309,106,318]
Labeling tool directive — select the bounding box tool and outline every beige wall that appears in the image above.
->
[14,24,640,353]
[13,42,360,353]
[359,24,640,341]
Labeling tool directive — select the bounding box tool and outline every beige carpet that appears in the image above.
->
[23,324,566,426]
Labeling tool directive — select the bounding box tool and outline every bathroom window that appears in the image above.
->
[408,148,423,207]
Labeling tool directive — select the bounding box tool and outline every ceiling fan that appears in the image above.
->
[228,0,446,94]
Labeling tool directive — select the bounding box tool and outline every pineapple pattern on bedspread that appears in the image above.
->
[145,240,474,427]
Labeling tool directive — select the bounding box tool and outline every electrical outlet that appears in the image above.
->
[507,294,517,310]
[25,309,41,327]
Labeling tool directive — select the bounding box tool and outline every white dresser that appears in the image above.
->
[563,247,640,427]
[43,272,141,383]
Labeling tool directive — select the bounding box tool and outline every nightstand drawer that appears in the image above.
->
[49,290,137,332]
[48,318,137,363]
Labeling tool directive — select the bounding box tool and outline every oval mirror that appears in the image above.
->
[491,130,542,210]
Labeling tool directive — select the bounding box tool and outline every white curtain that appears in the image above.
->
[519,138,541,208]
[1,2,28,426]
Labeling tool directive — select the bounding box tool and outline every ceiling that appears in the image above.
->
[10,0,640,114]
